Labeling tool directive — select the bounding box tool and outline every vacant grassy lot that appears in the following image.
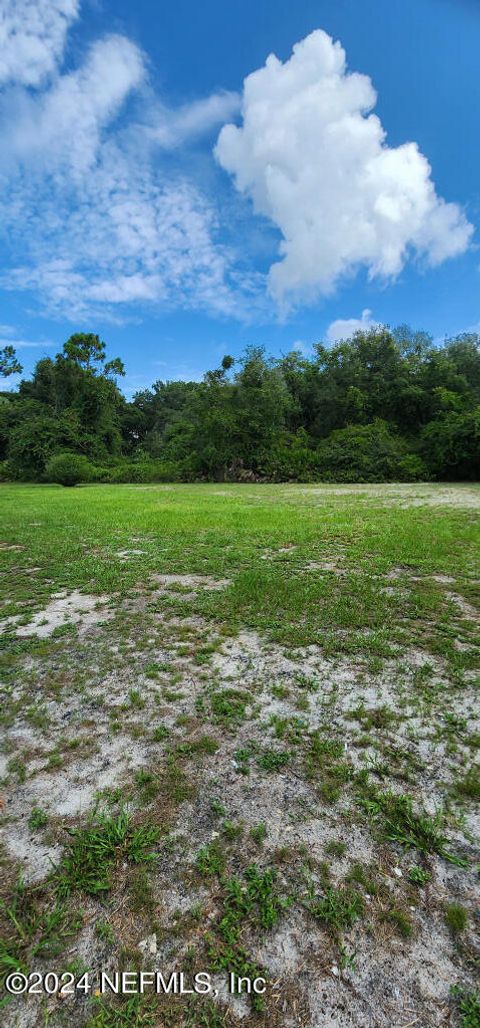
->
[0,482,479,1027]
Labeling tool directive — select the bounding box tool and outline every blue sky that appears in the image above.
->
[0,0,478,397]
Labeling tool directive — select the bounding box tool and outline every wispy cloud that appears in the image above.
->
[0,336,56,348]
[0,0,79,88]
[145,91,240,149]
[0,10,254,323]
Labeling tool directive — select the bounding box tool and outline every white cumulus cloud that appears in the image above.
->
[326,308,380,343]
[0,0,79,87]
[216,29,473,304]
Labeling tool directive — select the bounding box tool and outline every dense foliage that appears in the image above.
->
[1,327,479,483]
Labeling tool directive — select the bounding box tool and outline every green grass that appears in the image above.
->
[453,767,480,802]
[55,811,159,897]
[310,886,364,934]
[451,987,480,1028]
[1,482,479,1023]
[1,482,479,660]
[357,786,465,864]
[444,902,468,934]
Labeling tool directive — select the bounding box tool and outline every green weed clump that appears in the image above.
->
[451,986,480,1028]
[445,903,468,934]
[257,749,290,772]
[28,806,49,829]
[55,811,159,896]
[310,886,364,934]
[206,864,290,1012]
[454,767,480,801]
[211,689,249,726]
[357,786,466,864]
[0,877,82,984]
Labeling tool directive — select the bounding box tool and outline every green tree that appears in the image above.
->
[0,345,22,377]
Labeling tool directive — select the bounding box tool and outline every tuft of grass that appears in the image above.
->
[96,919,115,944]
[0,877,82,985]
[211,689,249,726]
[325,840,347,859]
[28,806,49,830]
[451,986,480,1028]
[382,906,413,938]
[151,725,169,742]
[206,864,289,1012]
[445,903,468,935]
[196,840,226,877]
[345,862,378,896]
[222,819,243,841]
[257,749,290,773]
[55,811,159,897]
[407,866,431,886]
[210,799,226,817]
[357,786,466,864]
[86,994,157,1026]
[310,886,364,935]
[250,823,267,846]
[128,688,145,709]
[176,735,219,757]
[453,767,480,802]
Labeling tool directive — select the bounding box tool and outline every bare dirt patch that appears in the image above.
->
[3,590,113,638]
[152,573,231,594]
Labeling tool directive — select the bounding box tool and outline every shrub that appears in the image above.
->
[315,421,427,483]
[45,451,93,487]
[105,459,181,483]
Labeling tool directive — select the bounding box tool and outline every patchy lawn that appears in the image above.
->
[0,482,479,1027]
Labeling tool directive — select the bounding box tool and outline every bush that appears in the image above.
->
[420,406,480,480]
[45,451,93,487]
[315,421,427,483]
[104,459,181,483]
[257,430,318,481]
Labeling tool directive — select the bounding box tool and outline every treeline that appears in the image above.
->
[1,327,479,484]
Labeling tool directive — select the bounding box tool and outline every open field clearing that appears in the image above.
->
[0,482,479,1027]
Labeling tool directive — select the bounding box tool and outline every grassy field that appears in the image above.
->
[0,482,479,1027]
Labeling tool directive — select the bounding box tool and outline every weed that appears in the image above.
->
[445,903,468,934]
[196,840,226,877]
[210,799,226,817]
[87,994,157,1026]
[96,919,115,944]
[454,767,480,802]
[451,986,480,1028]
[310,886,364,934]
[345,862,378,896]
[222,819,243,841]
[28,807,48,830]
[151,725,169,742]
[128,689,145,709]
[176,736,219,757]
[407,866,431,885]
[211,689,248,725]
[0,877,82,983]
[55,811,159,896]
[257,748,290,772]
[382,906,413,938]
[250,823,267,846]
[7,755,27,783]
[357,786,465,864]
[325,840,347,858]
[269,714,306,744]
